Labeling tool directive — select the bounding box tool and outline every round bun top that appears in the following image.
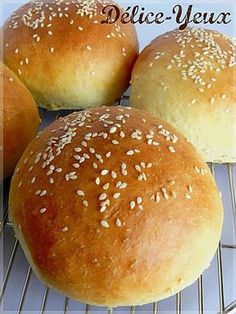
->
[10,106,223,306]
[130,28,236,163]
[3,0,138,110]
[0,62,40,179]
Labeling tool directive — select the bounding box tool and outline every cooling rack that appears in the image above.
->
[0,95,235,314]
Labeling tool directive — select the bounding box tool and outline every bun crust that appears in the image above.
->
[3,0,138,110]
[0,62,40,179]
[9,107,223,306]
[130,28,236,163]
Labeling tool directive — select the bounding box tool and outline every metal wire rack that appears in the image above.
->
[0,95,235,314]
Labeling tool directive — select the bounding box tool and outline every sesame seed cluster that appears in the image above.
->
[14,107,209,232]
[130,28,236,163]
[4,0,137,110]
[145,28,236,96]
[4,0,128,78]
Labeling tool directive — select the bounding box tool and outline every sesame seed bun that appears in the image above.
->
[0,62,40,179]
[9,106,223,306]
[130,28,236,163]
[3,0,138,110]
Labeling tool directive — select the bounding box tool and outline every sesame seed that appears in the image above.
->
[161,188,169,200]
[50,47,55,53]
[135,165,142,172]
[62,227,69,232]
[155,193,160,203]
[106,151,112,158]
[109,126,117,133]
[99,193,107,201]
[95,177,100,185]
[40,208,47,214]
[101,220,109,228]
[119,182,127,189]
[185,193,191,200]
[83,200,88,207]
[101,169,109,176]
[168,146,176,153]
[116,218,122,227]
[86,45,92,51]
[77,190,85,196]
[210,97,215,104]
[112,140,119,145]
[138,174,143,181]
[88,147,95,154]
[15,48,19,54]
[113,193,121,199]
[140,162,145,168]
[127,150,134,156]
[221,94,226,100]
[74,147,82,153]
[121,162,127,170]
[130,201,136,209]
[100,206,107,213]
[120,131,125,138]
[111,171,117,179]
[137,197,142,204]
[40,190,47,197]
[115,115,123,121]
[103,183,109,190]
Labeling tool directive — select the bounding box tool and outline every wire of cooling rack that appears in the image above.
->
[1,96,236,314]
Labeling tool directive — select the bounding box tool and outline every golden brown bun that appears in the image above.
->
[3,0,138,110]
[9,107,223,306]
[130,28,236,163]
[0,62,40,179]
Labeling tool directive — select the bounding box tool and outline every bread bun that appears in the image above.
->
[9,106,223,306]
[3,0,138,110]
[130,28,236,163]
[0,62,40,179]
